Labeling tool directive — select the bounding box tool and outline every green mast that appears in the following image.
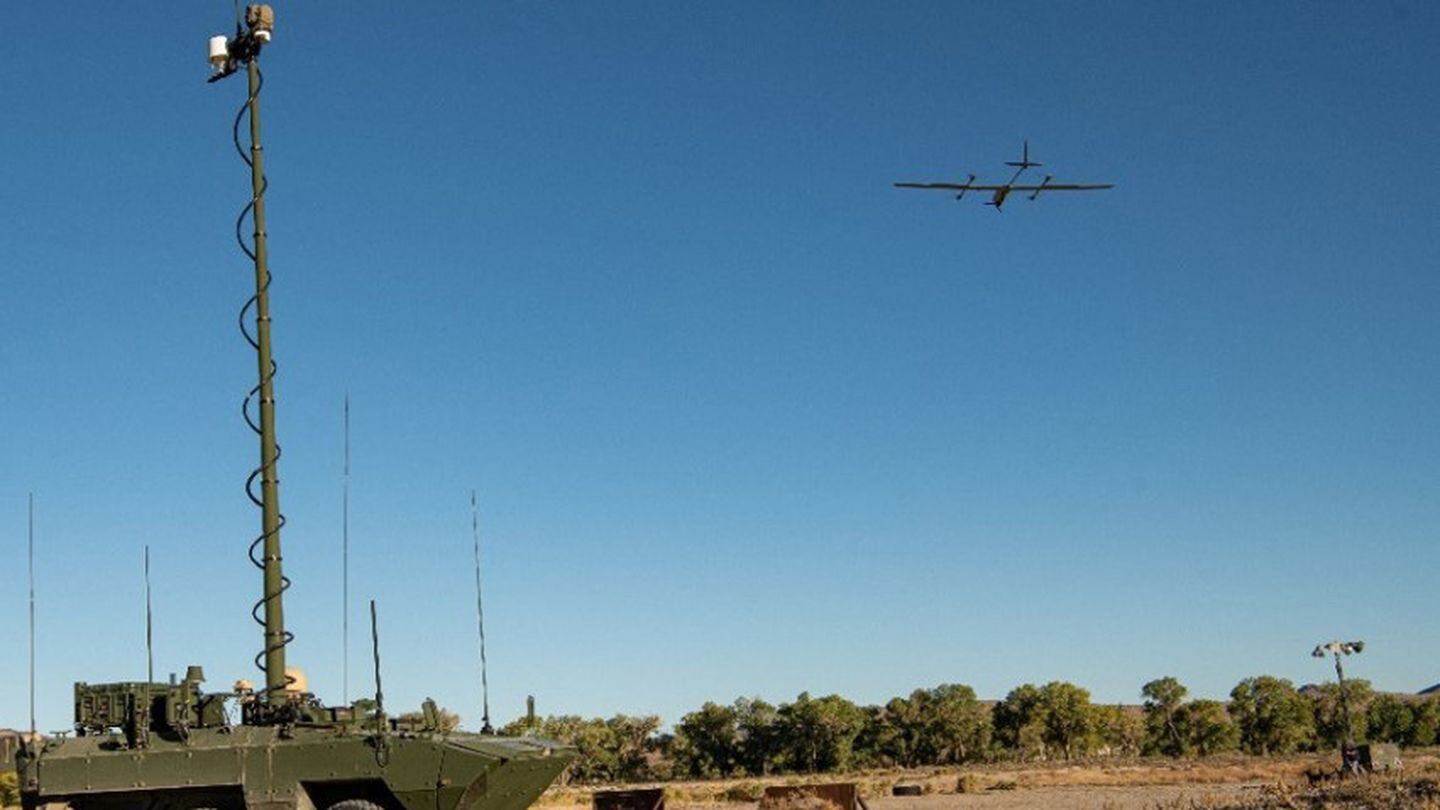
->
[211,5,288,707]
[245,52,289,703]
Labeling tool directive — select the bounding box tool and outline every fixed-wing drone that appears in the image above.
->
[894,141,1113,212]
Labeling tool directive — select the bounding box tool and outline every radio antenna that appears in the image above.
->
[28,492,36,740]
[471,491,493,733]
[370,600,386,724]
[342,392,350,704]
[145,545,154,684]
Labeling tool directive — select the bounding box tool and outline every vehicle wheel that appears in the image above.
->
[328,802,384,810]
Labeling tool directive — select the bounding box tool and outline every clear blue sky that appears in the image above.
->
[3,2,1438,734]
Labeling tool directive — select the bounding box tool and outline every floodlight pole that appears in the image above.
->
[1330,648,1355,749]
[1313,639,1364,766]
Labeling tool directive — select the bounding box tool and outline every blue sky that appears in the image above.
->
[3,2,1438,734]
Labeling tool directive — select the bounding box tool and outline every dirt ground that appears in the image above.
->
[870,785,1264,810]
[684,785,1265,810]
[546,751,1440,810]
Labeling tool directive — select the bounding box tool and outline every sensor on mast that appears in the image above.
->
[207,4,274,83]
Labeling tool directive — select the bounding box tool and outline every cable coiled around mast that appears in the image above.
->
[232,65,295,700]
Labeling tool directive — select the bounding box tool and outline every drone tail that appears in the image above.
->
[1005,139,1042,169]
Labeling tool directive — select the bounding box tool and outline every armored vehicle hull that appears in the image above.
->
[21,726,573,810]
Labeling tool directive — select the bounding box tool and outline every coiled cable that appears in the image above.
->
[231,65,295,702]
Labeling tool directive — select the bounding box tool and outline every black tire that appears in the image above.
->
[328,802,385,810]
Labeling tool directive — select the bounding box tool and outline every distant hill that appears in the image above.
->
[1298,683,1440,700]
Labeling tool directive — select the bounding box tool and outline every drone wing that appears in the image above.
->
[893,182,1006,191]
[1008,183,1114,191]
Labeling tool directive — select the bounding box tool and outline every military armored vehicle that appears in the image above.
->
[15,7,574,809]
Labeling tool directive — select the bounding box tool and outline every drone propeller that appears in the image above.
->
[953,173,977,201]
[1029,175,1053,200]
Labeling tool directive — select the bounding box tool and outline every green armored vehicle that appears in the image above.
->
[22,675,567,810]
[15,6,574,809]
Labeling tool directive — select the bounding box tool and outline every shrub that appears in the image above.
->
[723,782,765,803]
[0,771,19,808]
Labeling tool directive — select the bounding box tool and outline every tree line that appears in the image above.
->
[499,676,1440,783]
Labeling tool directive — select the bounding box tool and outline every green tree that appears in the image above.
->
[1310,679,1373,749]
[776,692,866,772]
[993,683,1045,758]
[850,704,893,769]
[1140,677,1188,756]
[1175,699,1239,756]
[604,714,662,782]
[874,685,990,766]
[1228,676,1315,755]
[1037,681,1095,759]
[1092,704,1143,756]
[498,714,660,783]
[874,693,925,767]
[1364,694,1414,745]
[552,716,615,782]
[672,702,739,778]
[1408,696,1440,747]
[923,683,992,764]
[734,697,783,776]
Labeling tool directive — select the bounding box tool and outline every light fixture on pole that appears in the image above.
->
[1312,639,1365,772]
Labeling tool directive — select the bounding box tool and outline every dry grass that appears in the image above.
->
[1191,773,1440,809]
[537,751,1440,810]
[757,796,835,810]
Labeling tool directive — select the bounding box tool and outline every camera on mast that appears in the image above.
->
[207,4,275,82]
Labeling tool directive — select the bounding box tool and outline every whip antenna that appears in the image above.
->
[369,599,390,765]
[145,545,154,684]
[343,392,350,704]
[471,491,493,733]
[28,492,36,740]
[370,600,385,722]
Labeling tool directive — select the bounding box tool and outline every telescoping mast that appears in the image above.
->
[16,7,574,810]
